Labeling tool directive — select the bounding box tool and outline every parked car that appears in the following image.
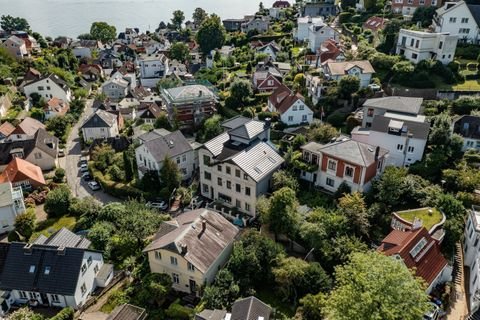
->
[87,181,101,191]
[368,83,381,91]
[58,148,65,157]
[147,201,168,211]
[80,163,88,173]
[79,156,88,166]
[82,172,92,181]
[423,302,440,320]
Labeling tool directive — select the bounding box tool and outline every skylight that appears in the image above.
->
[44,266,51,275]
[29,265,36,273]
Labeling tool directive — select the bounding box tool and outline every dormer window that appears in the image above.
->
[29,265,36,273]
[44,266,51,275]
[410,237,427,258]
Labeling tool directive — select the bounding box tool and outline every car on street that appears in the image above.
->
[87,181,101,191]
[58,148,65,157]
[79,156,88,166]
[147,201,168,211]
[368,83,381,91]
[80,163,88,173]
[82,172,92,181]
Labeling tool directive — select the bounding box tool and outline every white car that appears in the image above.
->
[423,302,440,320]
[87,181,101,191]
[368,83,381,91]
[80,163,88,173]
[147,201,168,211]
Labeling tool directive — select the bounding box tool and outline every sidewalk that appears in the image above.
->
[447,243,469,320]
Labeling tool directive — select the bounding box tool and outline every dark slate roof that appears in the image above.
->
[82,109,117,129]
[231,297,272,320]
[363,96,423,115]
[0,129,58,165]
[141,130,193,162]
[195,309,227,320]
[468,4,480,27]
[221,116,252,130]
[371,115,430,140]
[0,243,85,295]
[107,304,147,320]
[453,115,480,139]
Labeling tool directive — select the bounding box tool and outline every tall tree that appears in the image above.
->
[0,15,30,32]
[337,192,370,237]
[196,14,226,55]
[264,187,300,240]
[338,75,360,99]
[171,10,185,30]
[169,42,190,62]
[90,22,116,43]
[323,252,429,320]
[192,8,208,26]
[44,185,72,218]
[14,209,36,240]
[229,79,253,107]
[160,156,181,194]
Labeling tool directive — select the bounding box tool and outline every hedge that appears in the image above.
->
[254,92,272,104]
[89,164,143,199]
[51,307,74,320]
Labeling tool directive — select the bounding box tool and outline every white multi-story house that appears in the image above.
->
[351,114,430,167]
[453,115,480,151]
[23,74,72,103]
[433,1,480,44]
[137,53,169,88]
[295,16,324,42]
[307,23,340,52]
[305,74,324,105]
[322,60,375,88]
[463,206,480,314]
[268,84,313,125]
[143,209,239,295]
[0,228,113,312]
[396,29,458,64]
[199,116,284,217]
[81,109,119,142]
[135,129,197,180]
[101,77,129,101]
[0,35,28,59]
[241,16,270,34]
[392,0,443,17]
[300,139,388,192]
[0,182,25,233]
[360,96,424,128]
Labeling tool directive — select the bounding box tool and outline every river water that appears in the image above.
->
[0,0,274,38]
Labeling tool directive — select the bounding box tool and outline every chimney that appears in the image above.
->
[374,146,380,161]
[264,117,271,129]
[201,219,207,232]
[181,244,188,254]
[23,243,33,255]
[57,246,66,255]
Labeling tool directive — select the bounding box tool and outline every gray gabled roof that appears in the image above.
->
[231,142,284,182]
[196,309,227,320]
[363,96,423,115]
[319,139,388,167]
[82,109,117,129]
[33,227,91,249]
[229,120,266,140]
[108,304,147,320]
[371,115,430,140]
[231,296,272,320]
[468,4,480,27]
[140,130,193,162]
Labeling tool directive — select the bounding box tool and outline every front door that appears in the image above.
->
[189,280,197,294]
[210,187,214,199]
[40,293,49,305]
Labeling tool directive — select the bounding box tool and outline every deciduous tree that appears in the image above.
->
[169,42,190,62]
[44,185,72,217]
[265,187,300,240]
[14,209,36,240]
[192,8,208,26]
[196,15,226,55]
[90,22,116,43]
[171,10,185,30]
[0,15,30,32]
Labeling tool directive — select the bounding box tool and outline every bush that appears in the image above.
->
[14,209,36,240]
[327,112,346,127]
[44,185,72,217]
[456,44,480,60]
[53,168,65,183]
[90,164,144,199]
[339,12,352,23]
[50,307,74,320]
[165,300,194,320]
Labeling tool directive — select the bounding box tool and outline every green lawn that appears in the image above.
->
[397,208,443,231]
[31,216,77,241]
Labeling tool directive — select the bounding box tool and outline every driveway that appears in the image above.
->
[59,100,118,204]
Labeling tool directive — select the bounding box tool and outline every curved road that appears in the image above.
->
[59,100,119,204]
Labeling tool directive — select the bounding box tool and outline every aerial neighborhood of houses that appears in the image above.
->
[3,0,480,319]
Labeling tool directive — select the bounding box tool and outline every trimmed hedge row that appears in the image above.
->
[50,307,74,320]
[89,164,143,199]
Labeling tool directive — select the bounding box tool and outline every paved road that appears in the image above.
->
[59,100,119,204]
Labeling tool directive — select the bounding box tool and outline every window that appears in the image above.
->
[203,155,211,165]
[412,53,418,60]
[155,251,162,260]
[326,178,335,187]
[182,155,186,162]
[29,292,36,299]
[46,86,51,90]
[235,169,241,177]
[217,177,222,186]
[410,38,414,46]
[367,108,374,117]
[19,291,27,299]
[397,144,404,151]
[462,18,469,23]
[345,166,354,178]
[94,264,99,274]
[407,0,413,3]
[299,105,304,111]
[245,187,251,196]
[226,166,231,174]
[244,174,248,181]
[410,237,428,258]
[236,199,241,208]
[172,273,180,284]
[81,263,87,274]
[38,86,44,91]
[236,184,241,192]
[204,171,211,180]
[203,184,209,193]
[51,294,60,303]
[81,283,87,296]
[419,0,425,4]
[170,256,178,265]
[217,165,222,172]
[415,40,419,48]
[302,115,308,122]
[176,157,180,164]
[407,146,414,153]
[187,262,195,272]
[34,152,42,159]
[293,106,298,111]
[87,256,92,266]
[29,265,36,273]
[288,116,293,122]
[44,266,51,275]
[226,181,232,189]
[327,160,336,171]
[460,28,471,34]
[450,17,457,23]
[475,237,479,247]
[439,41,443,49]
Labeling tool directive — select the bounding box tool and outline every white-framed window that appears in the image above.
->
[288,116,293,122]
[29,265,36,273]
[155,251,162,260]
[44,266,51,275]
[204,171,211,180]
[182,155,186,162]
[245,187,251,196]
[299,105,305,111]
[293,106,298,111]
[345,166,354,178]
[462,18,469,23]
[236,199,241,208]
[87,256,92,266]
[203,184,209,193]
[302,115,308,122]
[187,262,195,272]
[51,294,60,303]
[81,263,87,274]
[326,177,335,187]
[172,273,180,284]
[170,256,178,265]
[176,157,180,164]
[19,291,27,299]
[327,159,337,171]
[29,292,36,299]
[419,0,425,4]
[410,237,427,258]
[407,146,414,153]
[81,283,87,296]
[245,203,251,211]
[450,17,457,23]
[397,144,404,151]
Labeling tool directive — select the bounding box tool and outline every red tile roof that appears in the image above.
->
[46,98,69,116]
[273,0,290,7]
[377,228,448,286]
[268,84,305,114]
[317,39,343,63]
[363,16,388,32]
[0,157,46,188]
[0,122,15,137]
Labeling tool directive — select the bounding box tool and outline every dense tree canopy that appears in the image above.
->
[90,22,117,43]
[193,8,208,26]
[196,14,226,54]
[0,15,30,32]
[171,10,185,30]
[169,42,190,62]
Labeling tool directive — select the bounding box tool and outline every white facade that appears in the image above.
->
[268,98,314,125]
[464,206,480,313]
[137,54,169,88]
[324,65,373,88]
[308,24,340,52]
[82,125,119,142]
[1,36,28,59]
[295,16,324,41]
[72,47,92,59]
[0,182,25,233]
[434,1,480,44]
[23,78,72,103]
[396,29,458,64]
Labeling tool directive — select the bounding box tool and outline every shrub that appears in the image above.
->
[14,209,36,240]
[165,300,194,320]
[339,12,352,23]
[44,185,72,217]
[327,112,346,127]
[50,307,74,320]
[53,168,65,183]
[90,165,144,199]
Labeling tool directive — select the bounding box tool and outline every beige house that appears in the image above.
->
[143,209,239,295]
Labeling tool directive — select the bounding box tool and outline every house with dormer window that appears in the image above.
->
[322,60,375,88]
[268,85,313,125]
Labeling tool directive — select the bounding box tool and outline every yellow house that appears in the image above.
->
[143,209,239,295]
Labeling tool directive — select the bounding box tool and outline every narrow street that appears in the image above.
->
[58,100,119,204]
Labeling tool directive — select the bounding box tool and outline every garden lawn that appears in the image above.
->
[397,208,442,231]
[31,215,77,241]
